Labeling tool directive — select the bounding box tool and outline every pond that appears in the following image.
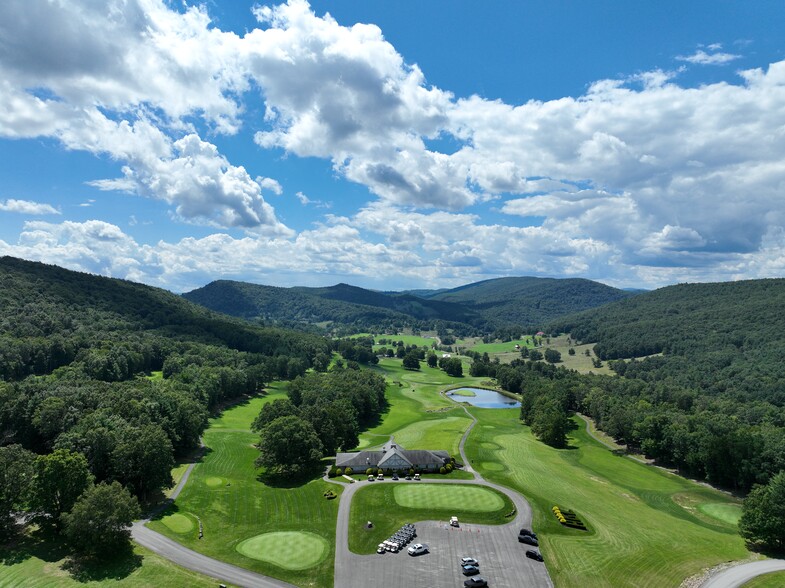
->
[447,388,521,409]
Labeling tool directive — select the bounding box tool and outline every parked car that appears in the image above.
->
[413,473,421,480]
[450,516,460,527]
[460,557,479,566]
[518,533,538,546]
[461,564,480,576]
[463,577,488,587]
[407,543,429,556]
[519,528,538,539]
[525,549,544,562]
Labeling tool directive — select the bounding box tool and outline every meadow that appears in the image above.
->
[0,543,229,588]
[146,382,341,588]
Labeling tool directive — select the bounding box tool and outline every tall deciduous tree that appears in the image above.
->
[62,481,140,557]
[110,424,174,499]
[256,415,323,475]
[740,471,785,551]
[0,444,35,539]
[30,449,93,530]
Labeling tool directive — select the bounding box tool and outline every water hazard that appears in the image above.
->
[447,387,521,409]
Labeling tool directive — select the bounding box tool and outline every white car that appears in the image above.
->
[407,543,429,556]
[461,557,479,566]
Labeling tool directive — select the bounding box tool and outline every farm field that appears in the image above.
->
[146,382,341,588]
[0,543,229,588]
[464,407,750,588]
[347,483,514,554]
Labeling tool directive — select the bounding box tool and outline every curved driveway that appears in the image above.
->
[699,560,785,588]
[131,446,296,588]
[331,394,553,588]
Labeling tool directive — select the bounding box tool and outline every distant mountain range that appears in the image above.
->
[183,276,633,332]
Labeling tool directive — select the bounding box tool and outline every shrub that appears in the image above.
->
[445,463,453,473]
[344,467,352,475]
[366,468,373,476]
[409,468,414,476]
[439,466,446,474]
[334,467,342,476]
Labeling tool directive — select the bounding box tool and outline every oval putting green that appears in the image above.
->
[393,484,505,512]
[205,476,227,487]
[160,512,196,534]
[698,503,742,525]
[236,531,328,570]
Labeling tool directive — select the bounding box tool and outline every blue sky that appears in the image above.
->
[1,0,784,292]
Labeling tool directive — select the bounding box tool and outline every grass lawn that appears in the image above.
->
[464,408,749,588]
[146,382,341,588]
[236,532,328,570]
[468,338,534,354]
[348,483,514,554]
[0,540,231,588]
[742,572,785,587]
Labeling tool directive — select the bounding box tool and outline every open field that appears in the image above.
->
[347,483,514,554]
[467,337,534,354]
[742,572,785,587]
[464,407,749,588]
[0,542,231,588]
[147,382,341,588]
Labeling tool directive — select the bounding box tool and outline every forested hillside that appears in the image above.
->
[184,276,631,333]
[183,279,482,333]
[428,276,632,327]
[541,279,785,492]
[0,256,330,542]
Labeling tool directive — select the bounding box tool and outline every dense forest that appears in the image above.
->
[183,275,632,334]
[542,279,785,494]
[0,257,330,550]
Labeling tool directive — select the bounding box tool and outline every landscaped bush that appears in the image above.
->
[439,466,446,474]
[345,467,352,475]
[376,468,383,475]
[366,468,373,476]
[445,463,453,473]
[334,467,342,476]
[328,466,337,477]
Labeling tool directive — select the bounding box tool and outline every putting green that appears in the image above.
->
[160,513,196,534]
[236,532,328,570]
[205,476,226,487]
[393,484,505,512]
[698,503,742,525]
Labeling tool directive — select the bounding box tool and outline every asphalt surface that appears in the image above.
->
[700,560,785,588]
[331,395,554,588]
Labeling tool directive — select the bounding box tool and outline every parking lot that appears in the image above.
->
[335,515,553,588]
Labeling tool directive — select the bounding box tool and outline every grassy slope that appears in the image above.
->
[146,383,341,588]
[741,572,785,587]
[0,544,231,588]
[465,408,750,588]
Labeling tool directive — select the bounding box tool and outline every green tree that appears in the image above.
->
[62,481,140,557]
[30,449,93,531]
[252,398,300,432]
[544,349,562,363]
[529,349,543,361]
[110,424,174,499]
[530,400,569,448]
[402,352,421,370]
[443,357,463,377]
[256,415,324,475]
[740,471,785,551]
[0,444,35,539]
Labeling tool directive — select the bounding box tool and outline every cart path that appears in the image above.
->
[699,559,785,588]
[131,437,296,588]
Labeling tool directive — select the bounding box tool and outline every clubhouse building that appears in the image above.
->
[335,443,450,473]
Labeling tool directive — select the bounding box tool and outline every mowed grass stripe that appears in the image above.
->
[147,386,341,588]
[465,408,748,588]
[393,484,504,512]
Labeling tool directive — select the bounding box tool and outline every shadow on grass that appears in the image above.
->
[258,462,326,488]
[62,543,142,583]
[0,528,68,567]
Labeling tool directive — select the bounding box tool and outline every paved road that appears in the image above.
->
[700,560,785,588]
[331,394,553,588]
[131,439,296,588]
